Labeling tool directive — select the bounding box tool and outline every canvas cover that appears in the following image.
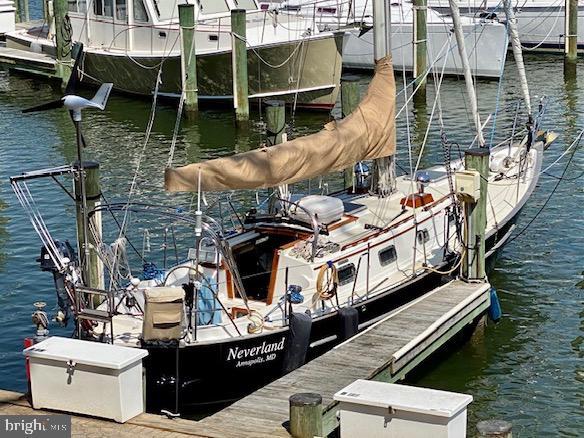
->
[142,287,184,341]
[165,56,396,192]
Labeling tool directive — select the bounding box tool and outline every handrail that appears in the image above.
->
[277,197,320,261]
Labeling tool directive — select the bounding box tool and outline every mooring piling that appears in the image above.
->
[74,161,104,290]
[462,148,489,282]
[413,0,427,103]
[564,0,578,77]
[265,100,286,146]
[289,393,323,438]
[53,0,72,85]
[179,3,198,117]
[231,9,249,126]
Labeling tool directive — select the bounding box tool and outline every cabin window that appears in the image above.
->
[317,7,336,14]
[208,34,219,42]
[116,0,127,20]
[338,263,356,287]
[235,0,257,10]
[379,246,397,266]
[198,0,229,15]
[104,0,114,16]
[94,0,113,17]
[133,0,149,22]
[93,0,102,15]
[417,229,430,245]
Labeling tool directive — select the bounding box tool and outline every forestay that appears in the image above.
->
[165,56,397,192]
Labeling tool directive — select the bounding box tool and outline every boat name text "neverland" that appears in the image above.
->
[227,337,286,361]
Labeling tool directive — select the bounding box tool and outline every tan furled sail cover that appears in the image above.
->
[165,56,396,192]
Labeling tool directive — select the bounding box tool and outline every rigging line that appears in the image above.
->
[411,42,450,180]
[166,88,186,168]
[543,170,584,181]
[520,8,562,50]
[395,35,452,118]
[99,194,146,262]
[393,17,490,104]
[233,32,306,69]
[540,131,584,174]
[110,68,163,287]
[506,130,581,245]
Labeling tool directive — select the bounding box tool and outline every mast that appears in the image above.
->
[448,0,485,147]
[503,0,531,116]
[372,0,396,195]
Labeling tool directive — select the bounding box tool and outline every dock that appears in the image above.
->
[0,279,490,437]
[0,20,57,77]
[0,46,56,76]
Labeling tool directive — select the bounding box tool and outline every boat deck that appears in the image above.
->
[0,279,490,437]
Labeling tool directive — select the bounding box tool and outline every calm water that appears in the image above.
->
[0,31,583,436]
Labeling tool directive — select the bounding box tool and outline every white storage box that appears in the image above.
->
[334,380,473,438]
[289,195,344,225]
[24,337,148,422]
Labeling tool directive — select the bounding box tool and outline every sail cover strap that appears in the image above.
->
[165,56,397,192]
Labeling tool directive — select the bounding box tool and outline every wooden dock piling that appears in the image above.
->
[265,100,286,146]
[564,0,578,77]
[179,3,198,117]
[53,0,72,85]
[21,0,29,23]
[413,0,427,103]
[231,9,249,126]
[462,149,489,281]
[74,161,104,290]
[289,393,323,438]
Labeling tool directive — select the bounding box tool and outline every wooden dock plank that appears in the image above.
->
[200,279,490,436]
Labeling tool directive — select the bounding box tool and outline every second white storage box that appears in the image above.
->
[24,336,148,422]
[334,380,473,438]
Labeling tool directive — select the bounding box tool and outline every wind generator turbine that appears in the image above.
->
[22,43,113,286]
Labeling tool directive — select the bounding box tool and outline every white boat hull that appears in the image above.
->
[342,21,508,78]
[430,2,584,52]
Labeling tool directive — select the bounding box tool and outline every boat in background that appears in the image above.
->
[260,0,508,78]
[429,0,584,52]
[4,0,343,109]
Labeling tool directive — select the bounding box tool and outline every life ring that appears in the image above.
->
[316,261,339,300]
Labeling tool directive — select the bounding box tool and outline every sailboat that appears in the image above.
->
[11,0,554,415]
[259,0,509,78]
[4,0,344,109]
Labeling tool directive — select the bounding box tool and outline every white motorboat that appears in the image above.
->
[429,0,584,52]
[260,0,509,78]
[4,0,344,108]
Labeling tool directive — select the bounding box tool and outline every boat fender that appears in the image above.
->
[338,307,359,342]
[282,312,312,374]
[488,287,502,322]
